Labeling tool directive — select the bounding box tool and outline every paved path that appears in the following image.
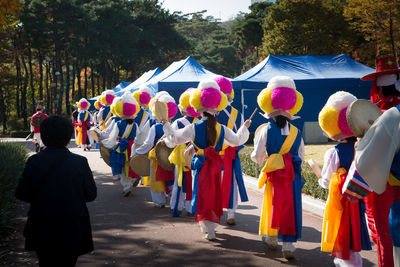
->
[2,139,379,266]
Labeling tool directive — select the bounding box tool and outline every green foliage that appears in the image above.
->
[239,148,328,201]
[6,118,25,131]
[261,0,358,56]
[0,142,28,237]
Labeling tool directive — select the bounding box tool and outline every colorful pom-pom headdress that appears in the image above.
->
[112,94,140,119]
[214,76,234,102]
[189,79,228,114]
[110,96,121,116]
[77,98,90,110]
[257,76,303,120]
[100,90,115,106]
[150,92,178,120]
[94,100,103,110]
[179,88,201,117]
[133,86,152,109]
[318,91,357,141]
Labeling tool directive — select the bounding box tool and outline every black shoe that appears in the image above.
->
[35,143,40,153]
[132,179,140,187]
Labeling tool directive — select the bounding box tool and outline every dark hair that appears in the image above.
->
[41,115,73,148]
[344,136,357,143]
[204,112,217,147]
[126,118,134,124]
[378,84,400,97]
[275,115,288,129]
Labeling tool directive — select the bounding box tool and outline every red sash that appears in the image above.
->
[77,121,90,145]
[221,146,238,208]
[195,147,224,223]
[185,171,193,201]
[332,172,362,260]
[267,153,296,236]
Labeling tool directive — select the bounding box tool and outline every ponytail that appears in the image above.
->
[275,115,288,129]
[204,112,217,147]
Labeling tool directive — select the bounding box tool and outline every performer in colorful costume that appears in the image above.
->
[97,90,115,131]
[135,92,178,207]
[214,76,248,226]
[96,97,122,140]
[250,76,304,259]
[163,79,250,240]
[93,100,103,126]
[103,94,141,196]
[75,98,93,151]
[30,106,48,152]
[318,91,371,266]
[348,55,400,267]
[132,86,152,129]
[168,88,200,217]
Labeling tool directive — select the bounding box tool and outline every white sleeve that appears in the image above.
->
[135,120,151,146]
[319,147,339,189]
[135,125,156,155]
[163,122,195,146]
[99,120,116,138]
[97,109,103,123]
[298,139,305,161]
[223,124,249,147]
[101,123,119,149]
[240,112,244,127]
[251,126,268,166]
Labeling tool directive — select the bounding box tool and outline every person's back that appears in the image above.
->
[16,115,97,267]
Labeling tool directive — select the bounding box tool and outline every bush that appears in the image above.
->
[0,142,28,237]
[10,130,32,138]
[6,118,26,131]
[238,149,328,201]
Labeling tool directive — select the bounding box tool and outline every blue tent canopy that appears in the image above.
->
[233,54,374,131]
[146,56,224,101]
[117,68,162,96]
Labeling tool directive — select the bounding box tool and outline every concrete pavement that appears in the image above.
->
[2,139,379,266]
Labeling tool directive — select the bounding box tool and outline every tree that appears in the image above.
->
[344,0,400,63]
[260,0,357,56]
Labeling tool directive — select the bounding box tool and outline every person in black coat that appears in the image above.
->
[15,115,97,267]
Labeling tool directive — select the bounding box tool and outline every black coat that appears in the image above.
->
[15,147,97,256]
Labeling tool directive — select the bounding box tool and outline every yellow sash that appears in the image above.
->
[116,124,134,178]
[75,112,89,146]
[389,172,400,186]
[148,148,166,192]
[258,124,298,237]
[321,168,346,252]
[168,117,200,186]
[100,110,112,130]
[257,124,298,189]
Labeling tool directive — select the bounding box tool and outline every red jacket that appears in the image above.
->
[31,112,47,133]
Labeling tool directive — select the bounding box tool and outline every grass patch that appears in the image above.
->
[239,145,328,201]
[0,142,28,238]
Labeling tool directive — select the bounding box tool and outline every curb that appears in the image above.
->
[243,174,326,217]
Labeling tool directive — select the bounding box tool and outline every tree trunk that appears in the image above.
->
[389,7,398,60]
[65,50,70,115]
[15,55,21,118]
[0,85,7,134]
[72,62,75,100]
[96,75,100,95]
[102,71,106,91]
[77,62,82,99]
[28,47,35,114]
[46,63,50,112]
[20,55,29,129]
[91,66,96,98]
[38,51,43,102]
[84,65,88,98]
[57,51,64,115]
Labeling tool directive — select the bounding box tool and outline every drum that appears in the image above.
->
[154,100,168,122]
[89,128,100,142]
[346,99,382,137]
[130,153,150,177]
[155,139,174,170]
[100,145,114,166]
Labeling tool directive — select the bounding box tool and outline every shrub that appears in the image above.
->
[0,142,28,237]
[239,149,328,201]
[6,118,26,131]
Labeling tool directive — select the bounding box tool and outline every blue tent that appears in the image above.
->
[233,54,374,131]
[88,81,131,110]
[145,56,224,101]
[116,68,162,96]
